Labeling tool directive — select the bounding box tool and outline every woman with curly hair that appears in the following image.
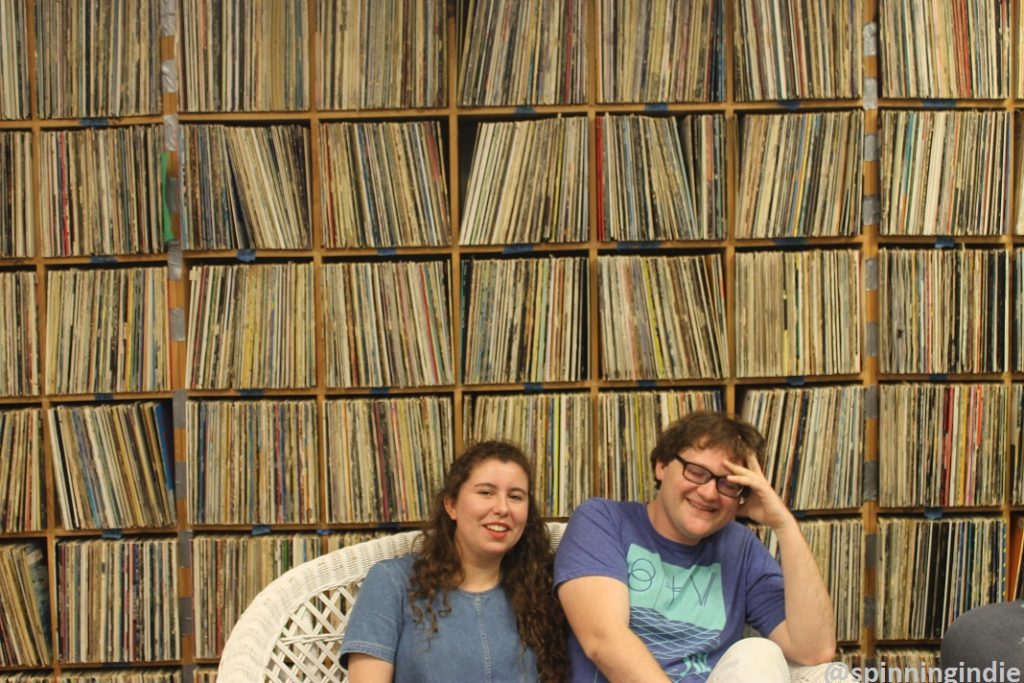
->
[341,440,569,682]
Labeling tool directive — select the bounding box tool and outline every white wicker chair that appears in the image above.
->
[217,523,566,683]
[216,521,836,683]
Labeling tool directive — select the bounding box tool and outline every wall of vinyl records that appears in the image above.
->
[2,0,1024,679]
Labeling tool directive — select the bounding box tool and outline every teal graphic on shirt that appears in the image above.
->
[626,544,726,680]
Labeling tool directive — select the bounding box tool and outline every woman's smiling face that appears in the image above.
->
[444,457,530,565]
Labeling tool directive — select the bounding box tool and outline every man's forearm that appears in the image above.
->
[580,625,673,683]
[559,577,673,683]
[774,515,837,663]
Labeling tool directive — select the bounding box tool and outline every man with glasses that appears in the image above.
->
[554,411,839,683]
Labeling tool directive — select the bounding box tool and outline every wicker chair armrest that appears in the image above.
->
[217,531,423,683]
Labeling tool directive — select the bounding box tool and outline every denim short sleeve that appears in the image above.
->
[340,557,412,667]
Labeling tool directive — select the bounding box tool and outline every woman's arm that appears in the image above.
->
[347,653,395,683]
[341,560,407,682]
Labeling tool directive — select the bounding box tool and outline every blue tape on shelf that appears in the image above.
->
[238,389,265,397]
[376,522,402,531]
[935,236,955,249]
[94,393,115,401]
[102,529,123,540]
[377,247,398,256]
[252,525,272,536]
[792,509,807,519]
[237,249,257,262]
[923,507,943,520]
[503,244,534,254]
[89,255,118,265]
[785,376,806,387]
[922,99,957,109]
[772,238,808,247]
[777,100,800,110]
[80,118,110,128]
[637,380,658,389]
[370,387,391,395]
[644,103,669,112]
[928,374,949,382]
[514,106,536,114]
[615,241,661,250]
[316,529,330,536]
[524,383,543,393]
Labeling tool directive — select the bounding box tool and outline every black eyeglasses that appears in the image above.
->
[673,455,746,499]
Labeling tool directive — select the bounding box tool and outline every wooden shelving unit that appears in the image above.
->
[1,0,1022,678]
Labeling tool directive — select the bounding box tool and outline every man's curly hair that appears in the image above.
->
[408,440,569,683]
[650,411,767,489]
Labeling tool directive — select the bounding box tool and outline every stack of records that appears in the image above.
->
[880,249,1006,374]
[320,121,449,248]
[180,0,307,112]
[597,0,723,103]
[0,271,38,397]
[458,0,586,106]
[598,254,727,380]
[325,396,453,523]
[880,0,1008,98]
[322,261,454,388]
[317,0,446,110]
[880,383,1006,507]
[734,0,862,100]
[34,0,160,118]
[188,400,319,525]
[180,125,311,250]
[597,390,723,501]
[0,131,32,256]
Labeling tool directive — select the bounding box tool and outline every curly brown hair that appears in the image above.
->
[408,440,568,683]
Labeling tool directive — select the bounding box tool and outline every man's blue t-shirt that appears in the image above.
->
[554,498,786,683]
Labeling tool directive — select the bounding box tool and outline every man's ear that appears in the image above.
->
[653,459,667,485]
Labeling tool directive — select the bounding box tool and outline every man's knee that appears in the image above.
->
[709,638,790,683]
[724,637,786,661]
